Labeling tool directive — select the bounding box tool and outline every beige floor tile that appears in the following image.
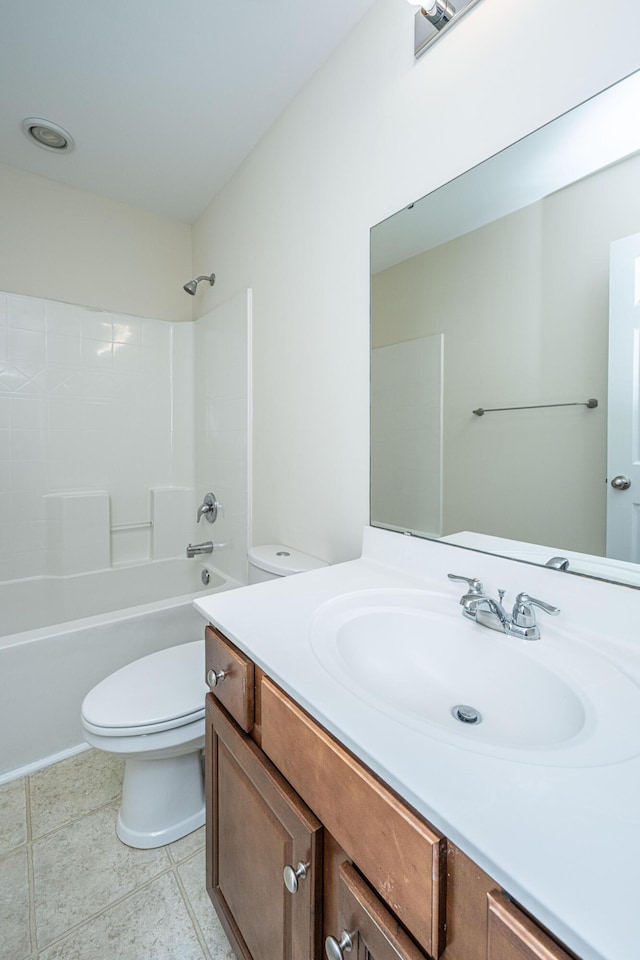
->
[169,825,206,863]
[0,776,27,854]
[29,749,124,839]
[178,850,235,959]
[0,846,32,960]
[38,872,206,960]
[33,801,170,949]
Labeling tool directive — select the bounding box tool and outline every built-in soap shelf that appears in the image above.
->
[43,486,195,575]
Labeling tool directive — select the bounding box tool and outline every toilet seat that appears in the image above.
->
[82,640,207,738]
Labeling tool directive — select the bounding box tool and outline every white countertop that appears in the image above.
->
[194,527,640,960]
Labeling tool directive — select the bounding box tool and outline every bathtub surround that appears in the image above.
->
[0,288,250,586]
[152,486,197,561]
[43,491,111,576]
[194,291,251,586]
[0,748,234,960]
[0,291,195,581]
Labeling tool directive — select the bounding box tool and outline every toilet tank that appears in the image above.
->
[248,545,328,583]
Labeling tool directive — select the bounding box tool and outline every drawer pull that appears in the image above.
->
[282,860,308,893]
[325,931,353,960]
[207,668,226,688]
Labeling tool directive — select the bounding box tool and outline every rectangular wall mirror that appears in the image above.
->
[370,69,640,589]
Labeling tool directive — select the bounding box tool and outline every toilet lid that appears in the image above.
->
[81,640,208,735]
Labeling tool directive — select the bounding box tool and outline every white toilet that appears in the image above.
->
[81,544,327,849]
[247,544,327,583]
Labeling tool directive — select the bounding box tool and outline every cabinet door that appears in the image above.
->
[325,862,429,960]
[206,696,323,960]
[487,892,577,960]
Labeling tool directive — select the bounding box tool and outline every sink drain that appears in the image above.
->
[452,704,482,725]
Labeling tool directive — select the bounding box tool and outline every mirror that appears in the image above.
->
[370,69,640,588]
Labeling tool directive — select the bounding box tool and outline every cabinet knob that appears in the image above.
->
[282,861,308,894]
[206,668,226,688]
[325,931,353,960]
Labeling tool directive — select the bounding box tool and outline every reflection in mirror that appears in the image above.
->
[370,70,640,588]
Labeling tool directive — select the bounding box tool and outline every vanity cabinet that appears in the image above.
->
[206,697,322,960]
[487,892,575,960]
[204,628,578,960]
[330,861,432,960]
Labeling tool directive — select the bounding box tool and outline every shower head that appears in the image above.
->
[183,274,216,296]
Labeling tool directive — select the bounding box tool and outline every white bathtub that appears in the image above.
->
[0,559,236,782]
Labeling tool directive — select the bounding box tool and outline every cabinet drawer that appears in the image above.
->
[205,626,255,732]
[327,861,430,960]
[261,677,446,957]
[487,891,576,960]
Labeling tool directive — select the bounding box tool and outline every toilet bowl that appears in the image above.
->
[81,641,208,849]
[81,545,327,849]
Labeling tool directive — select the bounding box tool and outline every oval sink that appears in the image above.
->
[308,589,640,766]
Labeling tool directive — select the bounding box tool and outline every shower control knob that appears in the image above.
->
[206,668,226,688]
[325,931,354,960]
[283,861,308,893]
[611,475,631,490]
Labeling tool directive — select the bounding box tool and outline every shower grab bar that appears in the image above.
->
[472,398,598,417]
[110,521,153,531]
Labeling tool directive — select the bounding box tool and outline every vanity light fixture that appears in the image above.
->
[406,0,457,30]
[406,0,484,58]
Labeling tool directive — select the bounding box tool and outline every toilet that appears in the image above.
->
[81,544,327,849]
[247,544,327,583]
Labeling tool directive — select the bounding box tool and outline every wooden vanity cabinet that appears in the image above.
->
[204,629,579,960]
[487,892,577,960]
[206,697,323,960]
[260,675,445,958]
[205,626,255,733]
[331,861,431,960]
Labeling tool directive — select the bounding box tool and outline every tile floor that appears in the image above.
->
[0,749,235,960]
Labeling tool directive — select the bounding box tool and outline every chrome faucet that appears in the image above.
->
[545,556,570,570]
[448,574,560,640]
[186,541,214,557]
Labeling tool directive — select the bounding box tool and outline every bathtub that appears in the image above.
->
[0,559,236,782]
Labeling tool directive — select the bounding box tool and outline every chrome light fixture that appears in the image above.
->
[407,0,456,29]
[406,0,484,58]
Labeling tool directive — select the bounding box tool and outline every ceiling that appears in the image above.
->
[0,0,378,223]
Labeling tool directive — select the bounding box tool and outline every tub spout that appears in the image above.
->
[186,541,214,558]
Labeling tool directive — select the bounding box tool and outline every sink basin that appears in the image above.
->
[308,589,640,766]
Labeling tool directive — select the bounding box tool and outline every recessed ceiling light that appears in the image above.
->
[22,117,74,153]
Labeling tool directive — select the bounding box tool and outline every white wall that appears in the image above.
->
[0,162,191,323]
[190,0,640,564]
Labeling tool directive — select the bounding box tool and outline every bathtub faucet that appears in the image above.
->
[186,541,214,557]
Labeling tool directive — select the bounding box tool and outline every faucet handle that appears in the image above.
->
[512,593,560,628]
[197,492,220,524]
[447,574,484,595]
